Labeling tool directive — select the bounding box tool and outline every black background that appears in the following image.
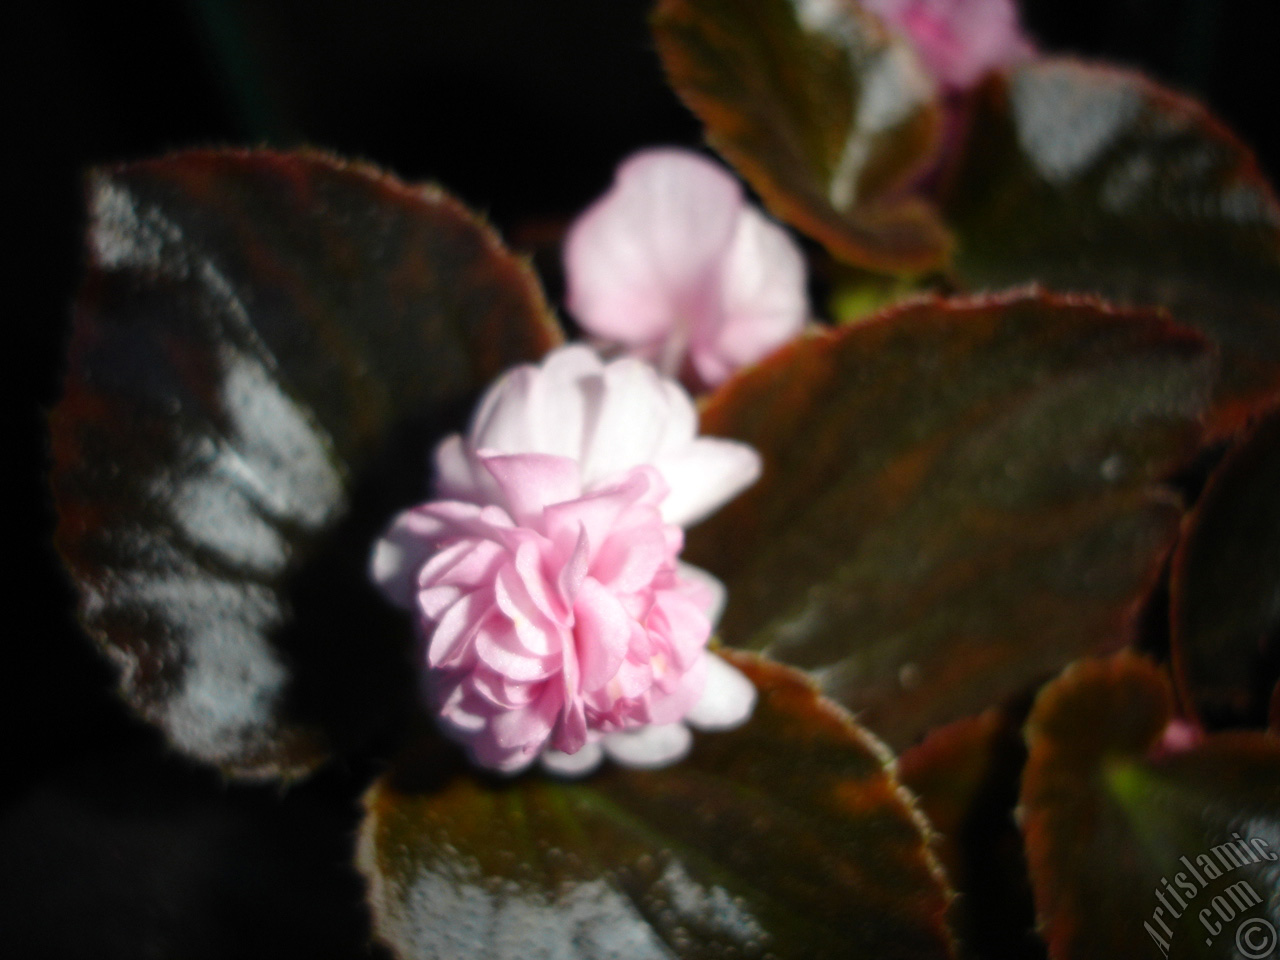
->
[8,1,1278,956]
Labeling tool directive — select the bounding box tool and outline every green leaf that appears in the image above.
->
[652,0,951,273]
[1171,407,1280,730]
[684,291,1212,750]
[357,653,955,960]
[49,149,562,780]
[1020,652,1280,960]
[946,59,1280,440]
[898,711,1043,960]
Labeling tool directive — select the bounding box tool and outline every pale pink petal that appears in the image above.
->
[565,149,743,347]
[580,358,676,484]
[684,654,757,730]
[432,433,487,502]
[602,723,693,768]
[654,439,762,527]
[480,452,583,525]
[573,577,632,693]
[675,562,727,628]
[698,205,807,386]
[427,591,494,668]
[540,740,605,777]
[369,508,452,608]
[471,365,539,453]
[528,344,601,458]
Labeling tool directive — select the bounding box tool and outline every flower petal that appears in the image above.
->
[369,507,451,608]
[675,562,728,628]
[695,206,807,387]
[540,740,605,777]
[564,149,743,348]
[602,722,693,768]
[574,577,632,693]
[480,452,583,525]
[655,438,762,527]
[684,654,757,731]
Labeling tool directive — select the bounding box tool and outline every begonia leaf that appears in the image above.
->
[898,711,1043,960]
[49,149,561,780]
[947,59,1280,440]
[1020,652,1280,960]
[684,292,1212,750]
[652,0,951,273]
[1171,407,1280,730]
[357,653,955,960]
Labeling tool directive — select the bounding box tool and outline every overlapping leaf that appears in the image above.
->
[1172,407,1280,730]
[898,711,1043,960]
[1020,652,1280,960]
[358,653,955,960]
[685,292,1212,749]
[947,58,1280,439]
[50,149,561,779]
[652,0,950,272]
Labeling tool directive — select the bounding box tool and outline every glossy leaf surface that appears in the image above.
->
[947,59,1280,439]
[685,292,1212,749]
[1020,653,1280,960]
[358,653,955,960]
[50,149,561,779]
[652,0,950,272]
[1172,407,1280,730]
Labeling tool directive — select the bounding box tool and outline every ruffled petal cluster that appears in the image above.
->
[861,0,1034,92]
[563,149,808,388]
[371,346,759,774]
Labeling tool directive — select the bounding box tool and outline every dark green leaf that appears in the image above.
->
[898,711,1043,960]
[1172,407,1280,729]
[1020,652,1280,960]
[50,149,562,779]
[357,653,955,960]
[947,59,1280,439]
[685,292,1212,750]
[652,0,950,272]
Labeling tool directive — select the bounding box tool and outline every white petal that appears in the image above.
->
[433,433,487,502]
[655,438,762,527]
[527,345,601,459]
[676,562,727,628]
[540,740,605,777]
[580,357,673,484]
[602,722,692,769]
[684,654,756,730]
[368,509,447,609]
[471,365,539,453]
[564,149,743,346]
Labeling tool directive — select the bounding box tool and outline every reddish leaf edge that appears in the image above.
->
[650,0,954,275]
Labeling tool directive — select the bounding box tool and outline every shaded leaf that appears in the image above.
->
[1172,406,1280,730]
[357,653,955,960]
[652,0,950,272]
[1020,652,1280,960]
[50,149,562,779]
[946,59,1280,439]
[685,291,1212,750]
[899,711,1044,960]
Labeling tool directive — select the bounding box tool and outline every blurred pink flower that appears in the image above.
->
[564,149,808,388]
[861,0,1034,91]
[370,345,759,774]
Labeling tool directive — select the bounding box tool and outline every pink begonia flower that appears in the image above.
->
[563,148,808,388]
[370,346,759,774]
[860,0,1034,92]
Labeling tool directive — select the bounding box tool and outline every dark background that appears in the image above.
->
[8,1,1278,957]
